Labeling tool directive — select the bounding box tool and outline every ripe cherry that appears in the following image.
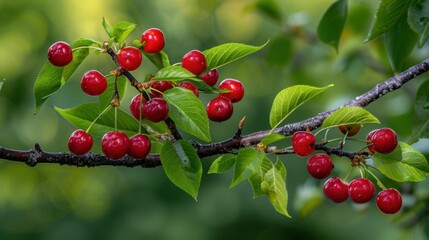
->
[80,70,107,96]
[145,98,169,122]
[178,81,199,97]
[102,131,129,160]
[348,178,375,203]
[306,154,333,179]
[292,131,316,157]
[150,81,174,98]
[366,128,398,154]
[206,96,233,122]
[339,124,361,137]
[128,134,151,159]
[199,69,219,86]
[323,177,349,203]
[68,129,93,156]
[130,94,148,120]
[117,46,142,71]
[141,28,165,53]
[219,79,244,103]
[376,188,402,214]
[182,50,206,75]
[47,41,73,67]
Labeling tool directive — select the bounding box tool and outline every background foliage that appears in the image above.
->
[1,0,429,239]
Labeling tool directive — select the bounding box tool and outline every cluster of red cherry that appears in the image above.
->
[47,27,244,160]
[291,126,402,214]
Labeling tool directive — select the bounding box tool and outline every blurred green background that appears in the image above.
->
[1,0,429,239]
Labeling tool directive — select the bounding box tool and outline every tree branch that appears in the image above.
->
[1,58,429,167]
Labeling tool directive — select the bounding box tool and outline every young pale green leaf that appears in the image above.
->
[365,0,410,41]
[249,157,273,198]
[384,14,418,72]
[111,21,137,43]
[98,75,127,110]
[408,0,429,47]
[410,79,429,143]
[163,87,211,142]
[34,38,99,113]
[261,163,291,218]
[54,103,140,137]
[208,154,236,174]
[203,41,268,70]
[153,66,196,81]
[269,84,333,129]
[102,17,113,38]
[261,133,287,146]
[274,159,286,179]
[317,0,348,51]
[230,148,265,189]
[373,142,429,182]
[321,106,380,130]
[160,140,202,200]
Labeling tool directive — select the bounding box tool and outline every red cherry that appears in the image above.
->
[68,129,93,156]
[130,94,148,120]
[376,188,402,214]
[145,98,169,122]
[367,128,398,154]
[47,41,73,67]
[128,134,151,159]
[323,177,349,203]
[182,50,206,75]
[338,124,361,137]
[306,154,333,179]
[348,178,375,203]
[117,46,142,71]
[150,81,174,98]
[219,79,244,103]
[206,96,233,122]
[292,131,316,157]
[141,28,165,53]
[178,81,199,97]
[101,131,129,160]
[80,70,107,96]
[199,69,219,86]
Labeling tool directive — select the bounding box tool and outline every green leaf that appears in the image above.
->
[274,159,286,179]
[163,87,211,142]
[34,38,99,113]
[160,140,202,200]
[410,79,429,143]
[153,66,196,81]
[111,21,137,43]
[269,84,333,129]
[54,103,140,137]
[384,13,418,72]
[102,17,113,38]
[208,154,236,174]
[408,0,429,46]
[261,133,287,146]
[262,162,290,218]
[187,79,229,94]
[230,148,265,189]
[248,157,273,197]
[317,0,348,51]
[321,106,380,130]
[365,0,411,41]
[98,75,127,110]
[143,51,169,70]
[373,142,429,182]
[203,41,268,71]
[0,79,4,91]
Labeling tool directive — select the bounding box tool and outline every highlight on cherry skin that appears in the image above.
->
[68,129,93,156]
[81,70,108,96]
[366,128,398,154]
[291,131,316,157]
[141,28,165,53]
[117,46,143,71]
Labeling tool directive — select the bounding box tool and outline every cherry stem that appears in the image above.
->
[85,105,113,133]
[362,163,387,190]
[138,92,143,134]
